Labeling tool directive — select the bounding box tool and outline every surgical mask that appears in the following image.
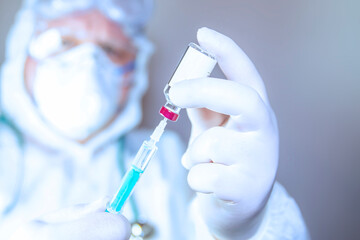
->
[32,43,135,140]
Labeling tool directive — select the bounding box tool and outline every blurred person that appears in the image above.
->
[0,0,309,239]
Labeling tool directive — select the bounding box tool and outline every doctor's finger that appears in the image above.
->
[187,163,228,194]
[197,27,269,104]
[182,127,244,169]
[169,78,270,128]
[39,197,110,223]
[48,213,131,240]
[188,163,238,202]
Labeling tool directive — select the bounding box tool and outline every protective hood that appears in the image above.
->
[0,5,153,160]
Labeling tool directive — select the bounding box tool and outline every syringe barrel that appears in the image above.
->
[106,141,158,214]
[106,165,142,213]
[133,140,158,171]
[106,119,166,214]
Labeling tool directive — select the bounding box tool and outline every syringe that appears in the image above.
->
[106,118,168,213]
[106,42,217,214]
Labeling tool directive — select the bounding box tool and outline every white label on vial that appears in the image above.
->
[168,45,217,86]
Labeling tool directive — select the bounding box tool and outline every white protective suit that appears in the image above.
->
[0,1,309,239]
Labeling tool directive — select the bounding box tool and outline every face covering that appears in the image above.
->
[32,43,135,140]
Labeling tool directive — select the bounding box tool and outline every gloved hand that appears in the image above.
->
[9,198,131,240]
[169,28,279,239]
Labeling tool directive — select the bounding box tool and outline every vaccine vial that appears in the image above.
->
[159,43,217,121]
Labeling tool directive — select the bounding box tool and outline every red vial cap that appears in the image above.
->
[160,106,179,121]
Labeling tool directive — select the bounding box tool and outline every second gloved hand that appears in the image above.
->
[169,28,279,239]
[9,198,131,240]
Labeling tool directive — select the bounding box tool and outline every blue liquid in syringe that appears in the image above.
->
[106,119,167,213]
[107,165,143,212]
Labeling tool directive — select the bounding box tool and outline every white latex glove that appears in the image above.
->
[169,28,279,239]
[9,198,131,240]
